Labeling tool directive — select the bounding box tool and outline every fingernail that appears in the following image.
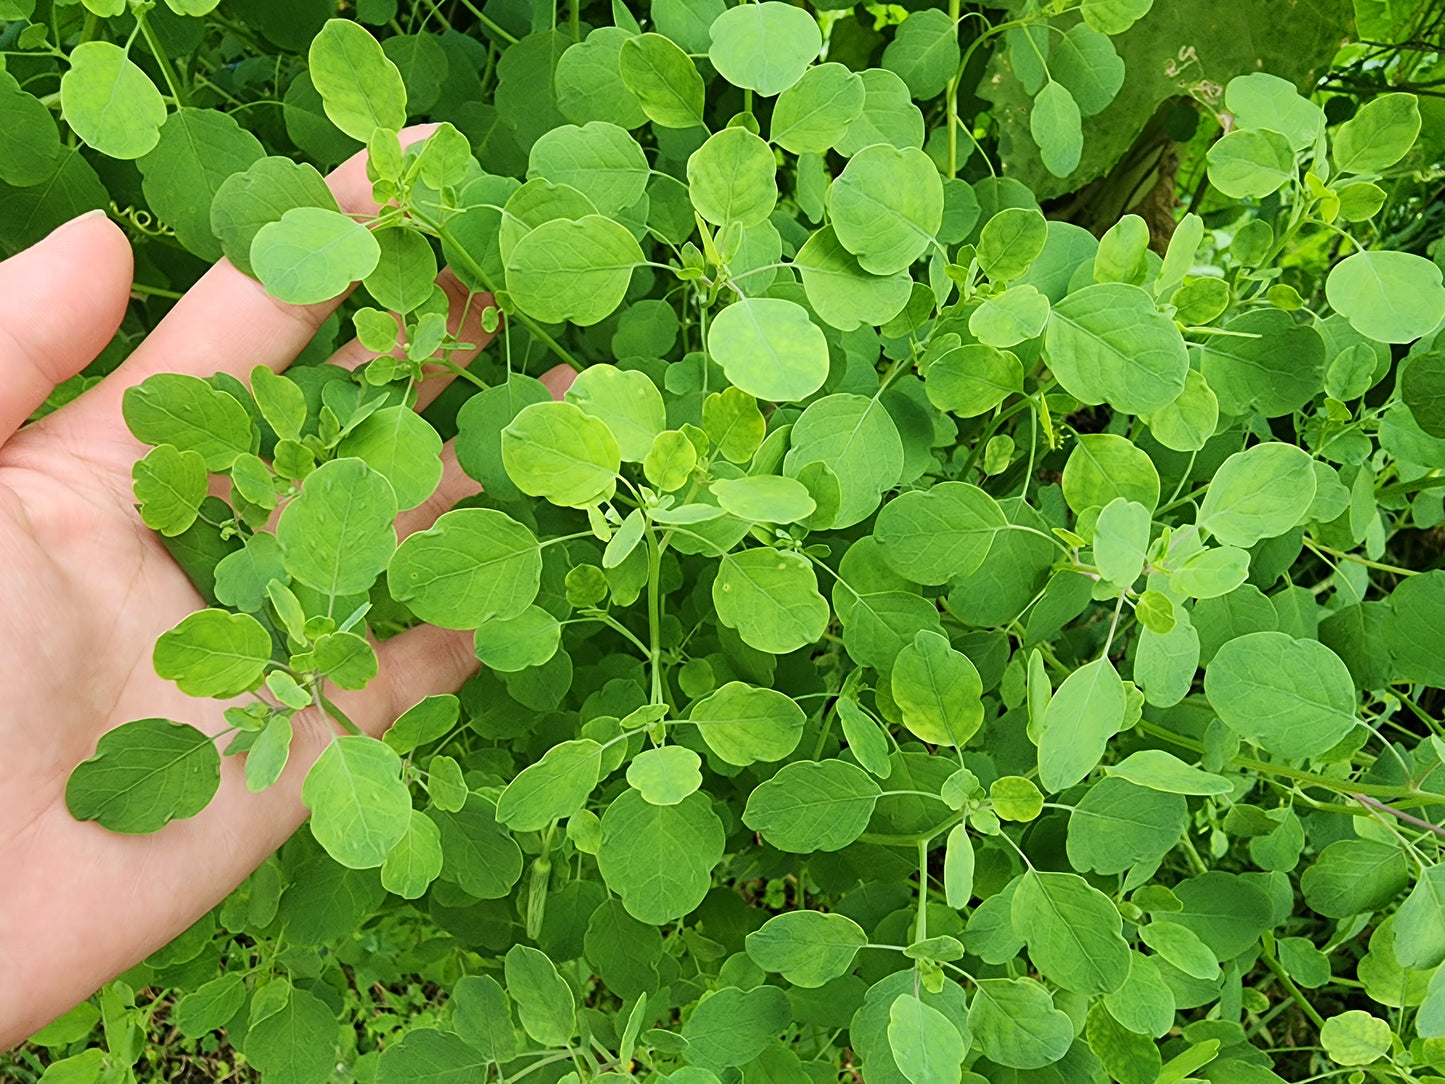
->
[49,208,108,238]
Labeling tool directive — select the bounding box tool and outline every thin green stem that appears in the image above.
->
[455,0,520,42]
[1260,939,1326,1029]
[1303,536,1417,577]
[131,3,188,107]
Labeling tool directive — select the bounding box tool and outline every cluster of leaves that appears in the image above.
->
[8,0,1445,1082]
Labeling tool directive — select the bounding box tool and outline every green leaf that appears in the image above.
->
[1225,72,1323,150]
[244,988,336,1084]
[707,2,821,96]
[968,977,1073,1070]
[1031,80,1083,178]
[555,28,648,129]
[1393,864,1445,970]
[307,19,408,141]
[690,681,806,766]
[711,475,816,524]
[302,736,412,868]
[795,225,914,332]
[887,995,968,1084]
[1045,283,1188,414]
[172,974,246,1040]
[1200,308,1325,417]
[618,33,705,129]
[123,373,256,472]
[1138,920,1219,980]
[1037,657,1126,792]
[1012,869,1130,994]
[505,944,576,1046]
[1320,1011,1393,1067]
[1155,870,1275,959]
[60,41,166,159]
[687,125,777,227]
[451,976,517,1063]
[137,109,265,261]
[682,985,790,1070]
[496,739,602,831]
[1052,24,1125,117]
[873,481,1007,585]
[978,207,1047,281]
[838,699,893,778]
[565,364,667,462]
[707,297,829,403]
[891,630,984,746]
[1384,570,1445,687]
[784,392,904,527]
[1067,777,1187,875]
[881,8,961,101]
[627,746,702,805]
[132,445,208,537]
[501,400,620,507]
[969,284,1050,348]
[746,911,866,987]
[1301,839,1408,918]
[0,70,61,187]
[1085,1001,1163,1084]
[1333,91,1421,174]
[742,759,881,852]
[1092,497,1150,586]
[277,457,397,597]
[713,548,829,654]
[335,406,443,511]
[528,121,650,216]
[388,507,542,628]
[154,608,272,698]
[363,227,438,315]
[433,794,522,899]
[1198,442,1316,548]
[924,342,1024,417]
[380,809,444,899]
[829,144,943,275]
[1205,630,1356,759]
[505,215,643,325]
[375,1028,490,1084]
[770,63,866,154]
[1106,750,1231,795]
[597,790,725,923]
[702,387,765,463]
[473,606,561,672]
[1403,350,1445,438]
[1206,128,1294,198]
[245,716,292,793]
[944,824,974,907]
[252,206,382,305]
[66,718,221,834]
[836,68,925,155]
[1325,250,1445,344]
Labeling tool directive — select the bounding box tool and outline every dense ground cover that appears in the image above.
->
[4,0,1445,1081]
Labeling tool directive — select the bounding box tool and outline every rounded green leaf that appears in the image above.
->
[836,68,925,156]
[0,71,61,186]
[874,481,1008,585]
[742,758,881,852]
[714,547,829,654]
[711,475,816,524]
[794,225,913,331]
[1225,72,1323,150]
[564,364,666,462]
[891,630,984,746]
[708,297,829,403]
[388,507,542,628]
[924,342,1024,418]
[689,681,806,766]
[1320,1011,1393,1067]
[1062,432,1160,514]
[881,8,961,101]
[1206,128,1295,199]
[363,227,438,315]
[1031,80,1083,178]
[1045,283,1188,414]
[746,911,866,987]
[783,393,904,528]
[596,790,725,923]
[528,121,650,215]
[277,457,397,597]
[1013,869,1130,994]
[211,156,338,277]
[968,977,1074,1070]
[555,28,649,129]
[133,445,209,537]
[687,125,777,227]
[1205,630,1357,759]
[381,809,444,899]
[1037,657,1126,792]
[302,736,412,868]
[501,400,621,507]
[1333,92,1421,174]
[626,745,703,805]
[505,215,643,326]
[61,41,167,159]
[1325,250,1445,344]
[252,206,382,305]
[770,62,865,154]
[66,718,222,833]
[496,739,602,830]
[1198,442,1316,548]
[708,2,821,96]
[154,608,272,698]
[830,144,943,275]
[473,605,561,672]
[307,18,407,141]
[618,33,705,129]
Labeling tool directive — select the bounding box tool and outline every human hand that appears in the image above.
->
[0,126,570,1050]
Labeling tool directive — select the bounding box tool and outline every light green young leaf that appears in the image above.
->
[713,548,829,654]
[1333,92,1421,174]
[626,746,702,805]
[708,2,821,96]
[688,125,777,228]
[388,507,542,628]
[891,630,984,746]
[1206,128,1295,199]
[1325,250,1445,344]
[1225,72,1324,150]
[708,296,829,403]
[133,445,209,537]
[123,373,257,471]
[1092,498,1151,586]
[618,33,706,129]
[565,364,667,462]
[154,609,272,698]
[1198,442,1316,547]
[335,406,443,511]
[742,759,881,852]
[307,19,408,141]
[783,393,904,527]
[887,995,968,1084]
[711,475,816,524]
[1013,869,1130,994]
[277,457,397,597]
[302,736,412,868]
[502,400,621,507]
[1037,656,1126,792]
[252,206,382,305]
[496,739,602,831]
[968,977,1074,1070]
[596,790,725,923]
[60,41,166,159]
[746,911,866,987]
[1031,80,1083,178]
[380,809,444,899]
[830,144,943,275]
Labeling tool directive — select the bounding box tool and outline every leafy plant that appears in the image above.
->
[6,0,1445,1082]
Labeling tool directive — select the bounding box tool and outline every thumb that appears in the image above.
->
[0,209,133,442]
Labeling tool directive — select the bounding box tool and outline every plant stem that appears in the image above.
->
[646,529,664,706]
[1303,537,1418,577]
[944,0,961,178]
[1260,939,1326,1029]
[131,4,188,107]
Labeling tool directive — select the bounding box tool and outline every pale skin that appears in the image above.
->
[0,125,572,1051]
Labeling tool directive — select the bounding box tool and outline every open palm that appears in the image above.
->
[0,128,549,1049]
